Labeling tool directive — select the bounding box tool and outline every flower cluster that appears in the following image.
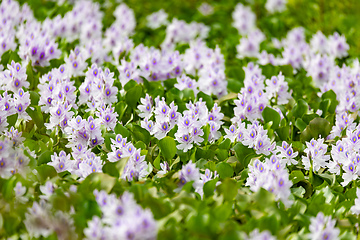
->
[0,61,31,123]
[265,0,287,13]
[184,40,227,97]
[38,66,76,131]
[246,155,293,207]
[231,63,289,122]
[350,188,360,215]
[174,101,207,152]
[24,199,76,240]
[246,229,276,240]
[162,18,209,50]
[78,64,118,110]
[48,149,103,180]
[327,126,360,186]
[232,3,256,35]
[0,0,34,59]
[118,45,183,85]
[178,161,219,198]
[174,73,198,95]
[108,134,150,181]
[64,115,104,151]
[308,212,339,240]
[146,9,168,29]
[328,112,356,139]
[17,19,61,67]
[275,141,299,166]
[302,138,330,173]
[0,128,33,178]
[85,190,157,240]
[139,95,224,151]
[226,121,275,156]
[139,95,179,140]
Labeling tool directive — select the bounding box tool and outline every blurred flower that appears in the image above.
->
[308,212,339,240]
[146,9,168,29]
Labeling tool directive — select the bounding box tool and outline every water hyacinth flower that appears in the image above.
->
[246,157,293,207]
[246,229,276,240]
[174,73,198,95]
[179,161,201,186]
[265,72,292,105]
[178,161,218,198]
[328,112,356,139]
[328,139,349,175]
[276,141,299,166]
[48,150,73,173]
[236,29,265,59]
[17,20,61,67]
[24,200,77,240]
[302,138,330,172]
[1,61,28,92]
[350,188,360,215]
[138,93,154,119]
[162,18,209,50]
[265,0,287,13]
[341,156,359,186]
[238,121,275,155]
[95,104,118,131]
[14,181,27,203]
[232,3,256,35]
[146,9,168,29]
[108,134,149,181]
[0,136,32,178]
[328,32,349,59]
[198,2,214,16]
[308,212,340,240]
[39,181,55,200]
[86,190,157,240]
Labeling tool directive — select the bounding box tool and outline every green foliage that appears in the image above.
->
[2,0,360,239]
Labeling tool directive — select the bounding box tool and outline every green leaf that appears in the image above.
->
[262,107,280,129]
[125,84,142,109]
[197,92,214,110]
[321,90,338,114]
[215,149,228,161]
[203,178,219,198]
[319,98,330,116]
[114,123,130,138]
[115,101,127,121]
[104,133,116,151]
[158,136,177,161]
[102,162,120,178]
[26,61,38,90]
[154,154,161,169]
[233,143,256,169]
[300,118,331,142]
[36,165,57,182]
[275,126,290,141]
[217,178,237,201]
[27,106,44,129]
[7,114,18,128]
[292,99,308,118]
[38,150,52,165]
[218,138,231,149]
[30,91,40,105]
[202,124,210,145]
[289,170,305,184]
[124,80,137,91]
[181,89,195,102]
[295,118,307,131]
[131,124,151,145]
[216,162,234,179]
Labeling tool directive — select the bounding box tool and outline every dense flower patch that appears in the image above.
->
[1,0,360,239]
